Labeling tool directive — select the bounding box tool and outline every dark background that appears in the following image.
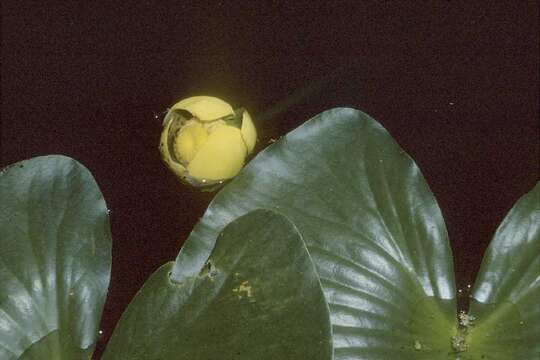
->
[2,2,538,358]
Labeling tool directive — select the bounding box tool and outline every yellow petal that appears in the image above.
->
[159,116,188,178]
[171,96,234,122]
[173,122,208,163]
[240,110,257,154]
[187,125,247,181]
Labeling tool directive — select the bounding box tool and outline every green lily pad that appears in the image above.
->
[168,108,457,358]
[5,109,534,359]
[465,182,540,359]
[103,209,332,359]
[0,155,111,359]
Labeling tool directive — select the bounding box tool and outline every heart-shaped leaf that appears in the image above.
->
[465,182,539,359]
[103,209,332,359]
[5,110,534,359]
[0,155,111,359]
[163,108,457,358]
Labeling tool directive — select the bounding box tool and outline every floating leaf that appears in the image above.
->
[466,182,539,359]
[103,209,332,359]
[166,108,457,358]
[5,109,534,359]
[0,155,111,359]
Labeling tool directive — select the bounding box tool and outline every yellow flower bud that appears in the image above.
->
[159,96,257,188]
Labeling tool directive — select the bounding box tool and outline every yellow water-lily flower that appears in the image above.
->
[159,96,257,187]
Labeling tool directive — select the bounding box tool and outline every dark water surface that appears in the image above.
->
[2,2,538,358]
